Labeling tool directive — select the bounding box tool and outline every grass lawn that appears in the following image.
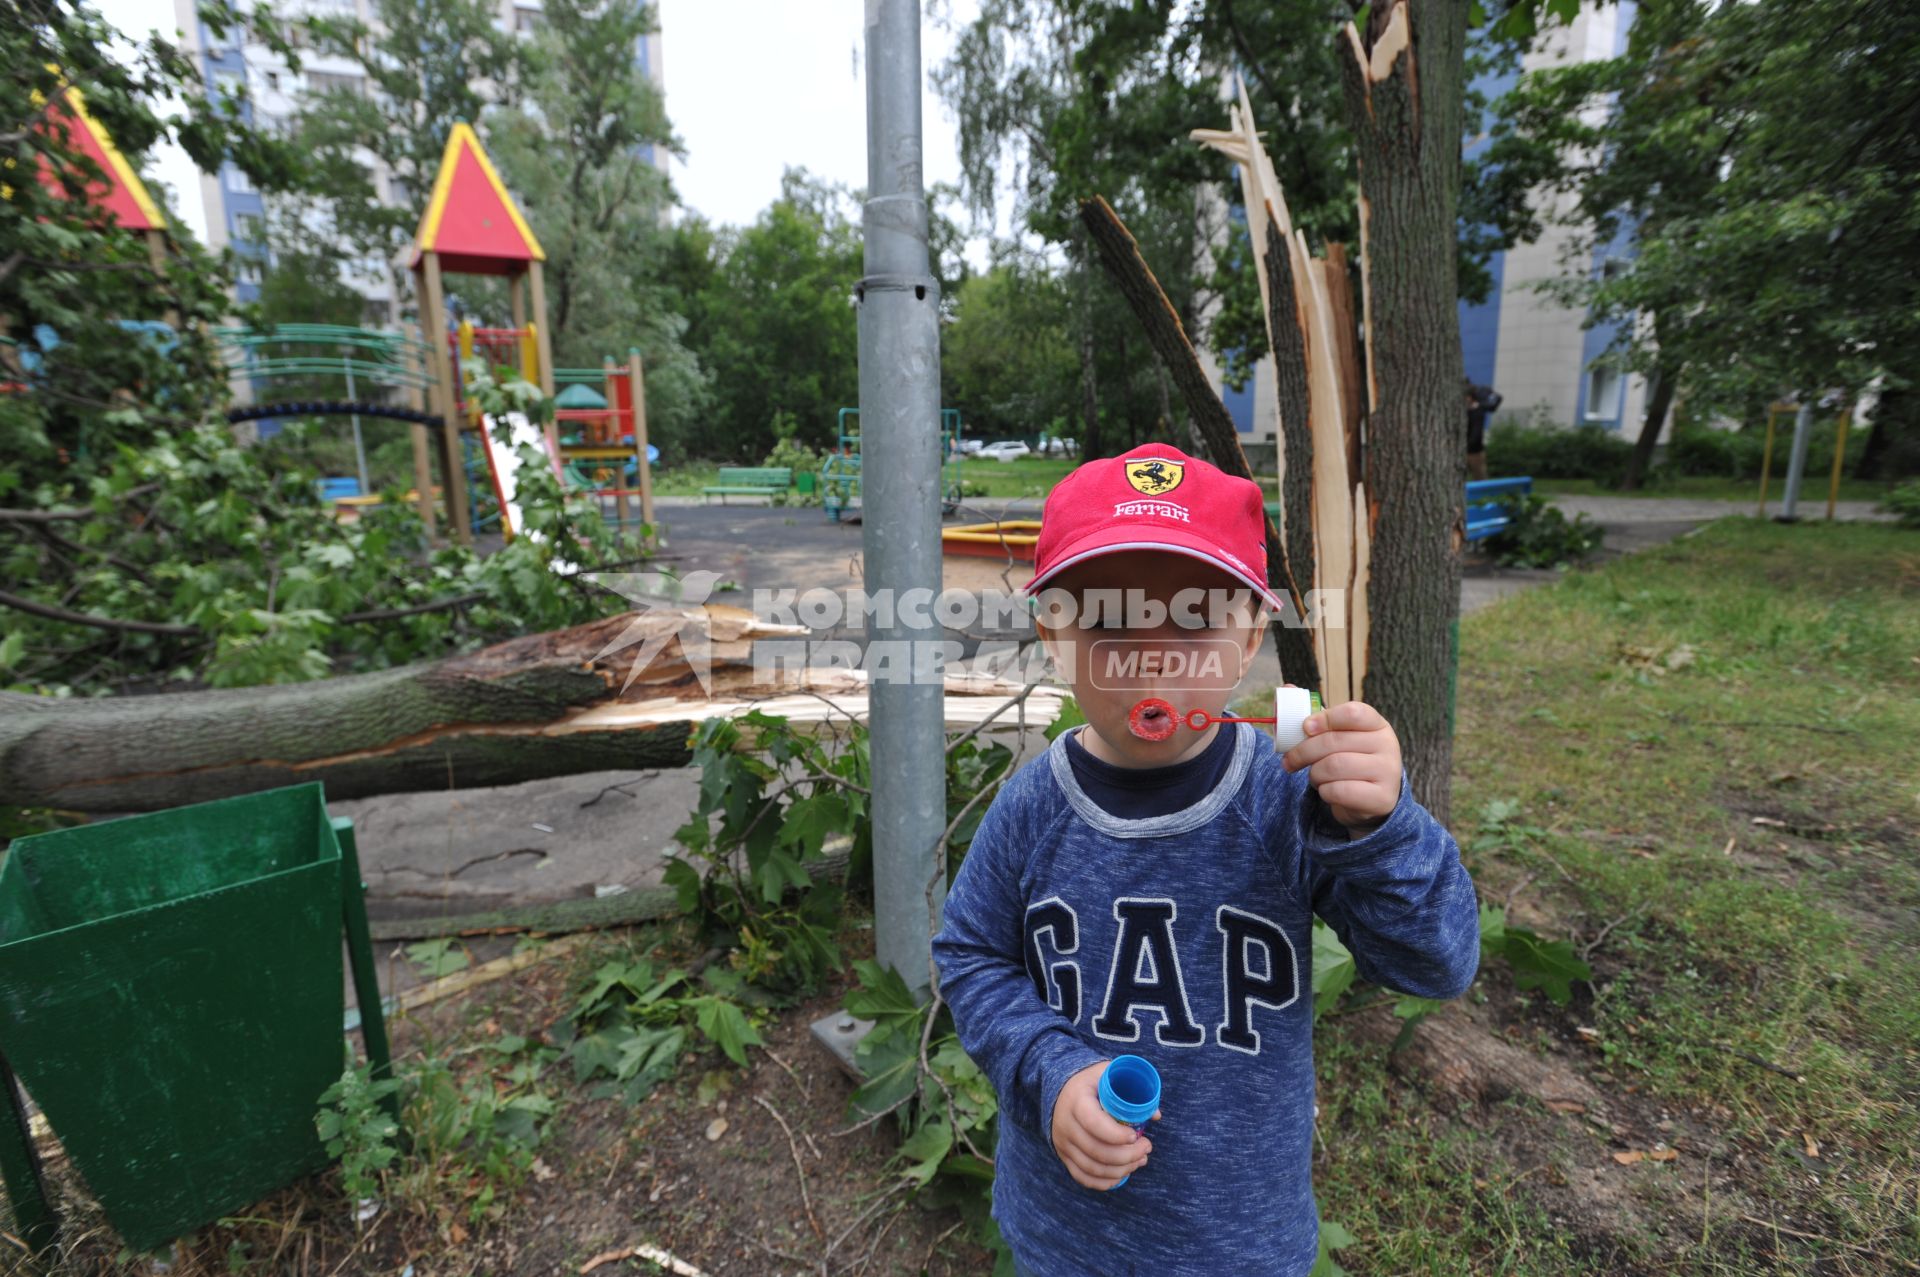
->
[1532,474,1899,504]
[650,456,1079,502]
[648,461,725,497]
[952,455,1076,500]
[1304,516,1920,1273]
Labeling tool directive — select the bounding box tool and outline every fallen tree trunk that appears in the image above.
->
[0,607,1061,813]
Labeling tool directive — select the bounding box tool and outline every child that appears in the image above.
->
[932,444,1480,1275]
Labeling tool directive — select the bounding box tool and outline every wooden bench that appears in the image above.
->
[1465,476,1533,541]
[702,466,792,504]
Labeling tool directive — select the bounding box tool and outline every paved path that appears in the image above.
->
[350,492,1887,959]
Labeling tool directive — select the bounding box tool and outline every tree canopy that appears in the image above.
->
[1491,0,1920,479]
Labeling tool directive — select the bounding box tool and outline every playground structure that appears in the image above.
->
[1755,398,1856,521]
[36,85,168,273]
[941,519,1041,562]
[16,94,658,546]
[199,123,657,544]
[821,406,963,522]
[407,123,656,545]
[219,323,440,507]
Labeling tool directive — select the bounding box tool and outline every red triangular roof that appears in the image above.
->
[38,87,165,232]
[409,123,543,276]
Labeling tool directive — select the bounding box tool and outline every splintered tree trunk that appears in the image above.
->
[1078,196,1317,687]
[1261,220,1324,692]
[1340,0,1472,823]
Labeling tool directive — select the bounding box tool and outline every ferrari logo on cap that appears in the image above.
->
[1124,458,1184,495]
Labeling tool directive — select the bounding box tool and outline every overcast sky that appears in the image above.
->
[88,0,990,252]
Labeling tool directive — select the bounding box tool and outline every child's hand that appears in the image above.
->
[1052,1062,1157,1190]
[1280,699,1403,836]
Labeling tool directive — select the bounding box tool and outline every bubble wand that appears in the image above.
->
[1128,687,1324,752]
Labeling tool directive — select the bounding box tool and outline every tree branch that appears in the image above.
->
[0,506,91,524]
[338,591,488,623]
[0,587,199,636]
[1077,196,1256,483]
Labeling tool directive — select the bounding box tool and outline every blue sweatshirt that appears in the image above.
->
[931,724,1480,1276]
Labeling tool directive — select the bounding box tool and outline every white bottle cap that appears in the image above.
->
[1272,686,1314,753]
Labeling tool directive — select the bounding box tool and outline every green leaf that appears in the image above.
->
[690,995,762,1067]
[0,631,25,673]
[1310,1216,1357,1277]
[1044,696,1085,742]
[848,1034,919,1118]
[1311,920,1356,1018]
[1477,903,1508,948]
[778,791,849,860]
[1392,995,1448,1022]
[1389,995,1447,1054]
[895,1117,954,1186]
[845,958,921,1029]
[1495,929,1591,1005]
[756,848,813,904]
[406,938,469,978]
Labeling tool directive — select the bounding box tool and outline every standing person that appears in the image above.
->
[932,444,1481,1275]
[1465,377,1502,481]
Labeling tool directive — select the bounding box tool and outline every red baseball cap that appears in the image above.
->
[1028,444,1283,611]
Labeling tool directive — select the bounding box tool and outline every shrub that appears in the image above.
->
[1482,493,1604,568]
[1880,479,1920,529]
[762,436,822,507]
[1666,423,1769,478]
[1486,421,1633,484]
[1669,413,1868,481]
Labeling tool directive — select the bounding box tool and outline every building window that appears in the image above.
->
[225,165,254,193]
[307,70,366,97]
[235,257,266,284]
[514,7,542,31]
[213,70,244,100]
[1585,363,1622,425]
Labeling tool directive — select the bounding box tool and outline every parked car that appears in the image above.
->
[977,440,1032,462]
[1037,434,1078,457]
[954,437,986,456]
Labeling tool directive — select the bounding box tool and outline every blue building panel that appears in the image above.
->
[1221,372,1255,433]
[1456,48,1518,390]
[1458,247,1503,390]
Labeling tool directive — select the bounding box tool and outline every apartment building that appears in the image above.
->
[1204,1,1665,450]
[170,0,667,314]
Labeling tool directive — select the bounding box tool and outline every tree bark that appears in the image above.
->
[0,608,765,813]
[1350,1003,1601,1112]
[1853,382,1912,480]
[1621,357,1679,491]
[1073,235,1104,458]
[1339,0,1471,824]
[0,610,1061,815]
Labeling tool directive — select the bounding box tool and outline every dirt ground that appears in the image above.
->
[27,941,992,1277]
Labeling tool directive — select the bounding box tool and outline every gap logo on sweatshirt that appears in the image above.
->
[1024,895,1300,1056]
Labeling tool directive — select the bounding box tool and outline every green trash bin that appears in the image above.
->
[0,783,391,1254]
